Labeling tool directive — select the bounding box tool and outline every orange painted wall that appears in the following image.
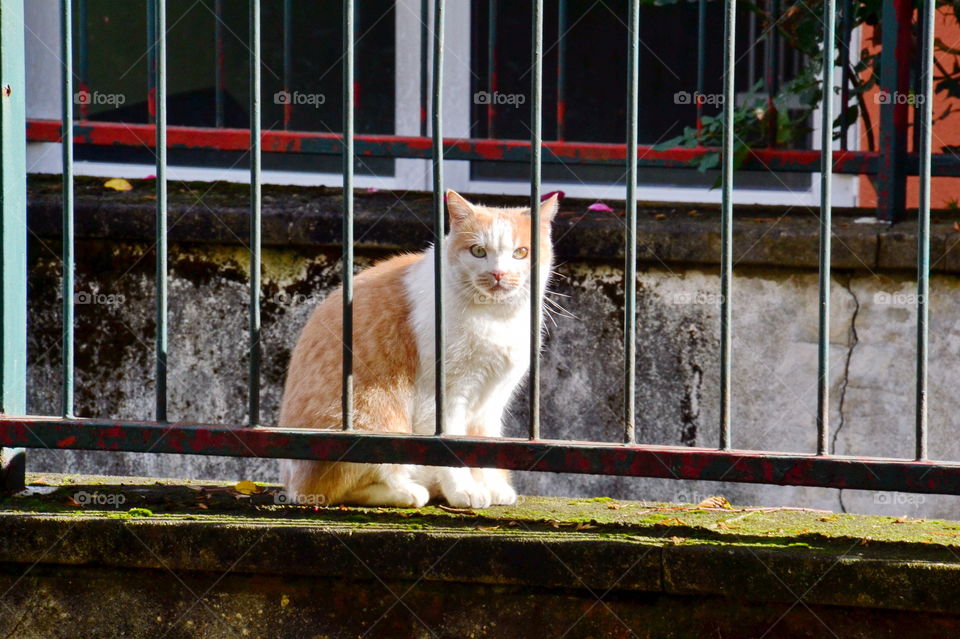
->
[859,10,960,209]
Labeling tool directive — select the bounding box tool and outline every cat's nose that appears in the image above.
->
[490,270,505,282]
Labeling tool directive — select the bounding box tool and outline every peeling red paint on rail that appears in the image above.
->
[3,417,960,496]
[25,119,921,175]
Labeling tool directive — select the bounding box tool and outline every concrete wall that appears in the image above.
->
[22,178,960,518]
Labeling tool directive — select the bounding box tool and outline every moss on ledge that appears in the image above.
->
[7,472,960,557]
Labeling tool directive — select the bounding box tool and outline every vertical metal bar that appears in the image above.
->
[915,0,934,461]
[817,0,836,455]
[747,11,756,90]
[342,0,354,431]
[529,0,543,440]
[77,0,89,120]
[556,0,566,141]
[282,0,292,130]
[61,0,74,418]
[419,0,428,137]
[696,0,706,140]
[876,0,910,222]
[248,0,261,426]
[487,0,497,138]
[764,0,780,147]
[719,0,736,450]
[154,0,168,423]
[147,0,156,125]
[624,0,639,444]
[214,0,224,128]
[0,0,28,492]
[432,0,445,435]
[839,0,852,151]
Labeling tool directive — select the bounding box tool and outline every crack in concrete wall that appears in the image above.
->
[835,277,861,514]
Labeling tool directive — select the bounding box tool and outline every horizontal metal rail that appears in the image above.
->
[1,417,959,495]
[27,118,939,176]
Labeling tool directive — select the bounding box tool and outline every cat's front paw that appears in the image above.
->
[443,482,492,509]
[396,482,431,508]
[486,482,517,506]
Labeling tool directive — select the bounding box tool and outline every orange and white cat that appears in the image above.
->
[278,190,558,508]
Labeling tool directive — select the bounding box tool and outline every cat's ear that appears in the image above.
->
[538,193,559,225]
[446,190,476,227]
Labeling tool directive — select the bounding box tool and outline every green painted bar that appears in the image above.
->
[696,0,705,136]
[555,0,565,140]
[146,1,155,125]
[432,0,445,435]
[487,0,497,138]
[249,0,261,426]
[77,0,87,113]
[419,0,428,138]
[529,0,543,440]
[719,0,736,450]
[282,0,292,130]
[0,0,27,492]
[342,0,354,431]
[61,0,74,418]
[624,0,639,444]
[154,0,168,423]
[916,0,935,460]
[214,0,224,128]
[816,0,836,454]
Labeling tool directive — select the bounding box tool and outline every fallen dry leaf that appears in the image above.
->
[196,503,209,510]
[654,213,667,220]
[697,496,732,510]
[103,177,133,192]
[819,515,838,522]
[608,503,621,510]
[234,480,262,495]
[575,522,598,531]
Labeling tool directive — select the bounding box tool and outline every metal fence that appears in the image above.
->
[1,0,958,497]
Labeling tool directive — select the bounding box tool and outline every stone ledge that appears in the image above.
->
[3,474,960,618]
[26,174,960,273]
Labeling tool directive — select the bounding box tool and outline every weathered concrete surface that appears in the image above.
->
[3,475,960,638]
[21,177,960,520]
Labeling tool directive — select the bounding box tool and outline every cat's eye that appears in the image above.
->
[512,247,529,259]
[470,245,487,258]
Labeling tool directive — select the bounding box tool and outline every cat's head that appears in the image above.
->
[445,190,558,306]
